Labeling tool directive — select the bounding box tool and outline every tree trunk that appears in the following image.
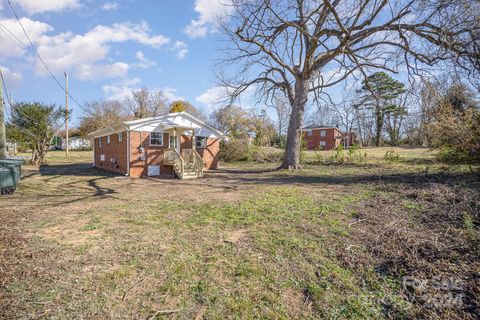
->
[374,106,384,147]
[0,83,7,159]
[280,80,308,169]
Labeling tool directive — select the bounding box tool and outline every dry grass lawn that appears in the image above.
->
[0,148,478,319]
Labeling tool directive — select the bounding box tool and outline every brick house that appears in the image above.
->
[302,126,357,150]
[89,112,225,179]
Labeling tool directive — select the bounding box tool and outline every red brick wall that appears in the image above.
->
[303,128,343,150]
[95,131,221,177]
[94,132,128,174]
[197,137,220,170]
[128,132,220,177]
[129,131,173,178]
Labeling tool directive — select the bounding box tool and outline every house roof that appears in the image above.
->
[89,111,225,139]
[302,125,340,131]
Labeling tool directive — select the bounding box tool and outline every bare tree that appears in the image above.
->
[125,88,168,119]
[331,100,359,139]
[267,93,291,138]
[220,0,479,168]
[307,102,335,127]
[78,100,129,139]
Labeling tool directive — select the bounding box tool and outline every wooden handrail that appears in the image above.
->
[192,149,203,177]
[171,149,184,179]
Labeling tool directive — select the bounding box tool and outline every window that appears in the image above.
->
[319,141,326,146]
[196,137,207,148]
[307,131,313,136]
[320,130,327,137]
[150,132,163,146]
[106,135,110,144]
[118,132,123,142]
[169,135,177,148]
[98,137,102,148]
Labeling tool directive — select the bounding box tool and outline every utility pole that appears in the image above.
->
[0,69,7,159]
[65,71,69,157]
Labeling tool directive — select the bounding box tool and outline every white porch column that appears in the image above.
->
[192,129,196,152]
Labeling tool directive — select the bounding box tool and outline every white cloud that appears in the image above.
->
[13,0,81,14]
[102,1,119,11]
[163,87,184,102]
[173,41,188,60]
[196,85,226,106]
[102,84,134,101]
[0,17,170,81]
[84,21,170,48]
[134,50,156,69]
[0,18,53,59]
[74,62,129,80]
[0,66,22,88]
[184,0,232,38]
[196,85,256,112]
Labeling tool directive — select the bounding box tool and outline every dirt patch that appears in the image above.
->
[224,229,248,244]
[38,217,102,246]
[282,287,311,317]
[339,180,480,319]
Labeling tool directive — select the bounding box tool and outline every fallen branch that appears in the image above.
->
[348,219,366,227]
[148,309,179,319]
[123,274,154,302]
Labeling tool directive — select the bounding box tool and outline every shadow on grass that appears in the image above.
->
[39,163,121,177]
[210,167,480,190]
[31,164,123,205]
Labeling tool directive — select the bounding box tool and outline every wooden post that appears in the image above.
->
[192,129,195,152]
[65,72,69,158]
[0,72,7,159]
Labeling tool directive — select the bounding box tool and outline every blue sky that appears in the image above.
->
[0,0,233,125]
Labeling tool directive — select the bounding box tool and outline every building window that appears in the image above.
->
[196,137,207,148]
[169,135,177,148]
[98,137,102,148]
[150,132,163,146]
[118,132,123,142]
[307,131,313,136]
[320,130,326,137]
[106,135,110,144]
[319,141,326,146]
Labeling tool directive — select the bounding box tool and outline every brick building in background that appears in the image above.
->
[302,126,358,150]
[89,112,225,179]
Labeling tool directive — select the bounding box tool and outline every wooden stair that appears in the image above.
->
[180,163,201,179]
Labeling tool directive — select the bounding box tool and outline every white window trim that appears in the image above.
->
[118,132,123,142]
[307,131,313,136]
[320,130,327,137]
[98,137,102,148]
[319,141,327,146]
[150,132,164,146]
[106,135,110,144]
[169,134,178,148]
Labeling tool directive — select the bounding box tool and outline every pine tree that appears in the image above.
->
[356,72,405,146]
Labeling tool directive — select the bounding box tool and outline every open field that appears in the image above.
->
[1,149,479,319]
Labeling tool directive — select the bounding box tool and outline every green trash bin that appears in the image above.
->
[0,159,23,195]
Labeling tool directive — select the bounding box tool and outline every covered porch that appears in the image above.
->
[162,126,204,179]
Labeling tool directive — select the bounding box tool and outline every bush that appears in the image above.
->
[220,140,284,163]
[436,146,470,164]
[249,146,284,163]
[329,144,346,164]
[384,149,400,163]
[314,147,324,163]
[347,144,367,163]
[219,139,250,162]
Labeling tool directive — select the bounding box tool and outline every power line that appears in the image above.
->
[0,23,27,49]
[5,0,89,114]
[0,68,11,119]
